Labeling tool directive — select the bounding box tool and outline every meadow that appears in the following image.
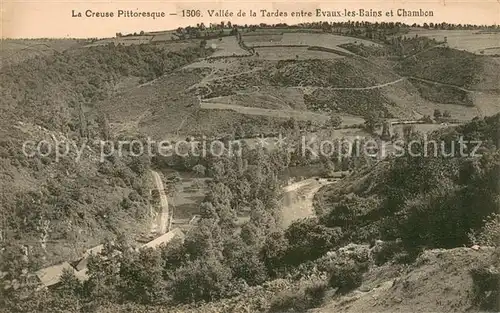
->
[406,29,500,55]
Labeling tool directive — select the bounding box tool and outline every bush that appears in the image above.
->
[372,240,404,265]
[315,244,371,295]
[269,280,327,313]
[170,257,233,303]
[471,265,500,311]
[469,213,500,247]
[284,218,342,266]
[327,261,367,294]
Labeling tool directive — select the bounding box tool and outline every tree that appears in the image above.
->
[284,218,342,265]
[402,124,417,141]
[322,21,332,32]
[364,111,382,133]
[222,236,267,285]
[97,112,111,141]
[321,156,336,177]
[119,248,166,304]
[184,218,223,260]
[240,222,261,246]
[78,103,88,138]
[170,256,233,303]
[381,120,391,141]
[434,109,442,120]
[260,231,289,276]
[192,164,206,177]
[420,115,433,124]
[329,114,342,128]
[249,199,277,236]
[85,250,121,303]
[57,268,83,305]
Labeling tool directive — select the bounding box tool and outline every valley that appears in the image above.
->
[1,21,499,313]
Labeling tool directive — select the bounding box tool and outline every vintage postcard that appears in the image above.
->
[1,0,499,312]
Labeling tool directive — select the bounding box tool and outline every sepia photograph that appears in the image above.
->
[0,1,499,312]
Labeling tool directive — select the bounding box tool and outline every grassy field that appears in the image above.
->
[244,33,380,51]
[202,87,306,110]
[380,80,479,120]
[406,29,500,54]
[150,30,177,42]
[92,30,500,141]
[206,36,249,57]
[242,34,284,43]
[200,100,329,122]
[253,46,344,60]
[169,171,209,220]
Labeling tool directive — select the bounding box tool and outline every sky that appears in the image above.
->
[1,0,500,38]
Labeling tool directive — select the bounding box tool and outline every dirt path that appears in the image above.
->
[151,170,169,234]
[312,77,406,91]
[408,76,474,92]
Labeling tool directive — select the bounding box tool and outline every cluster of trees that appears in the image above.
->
[340,33,441,58]
[0,43,207,133]
[3,114,498,313]
[316,114,500,257]
[0,143,307,309]
[0,37,210,304]
[172,22,239,40]
[398,47,480,87]
[1,128,380,311]
[433,109,452,121]
[209,21,500,31]
[160,20,500,44]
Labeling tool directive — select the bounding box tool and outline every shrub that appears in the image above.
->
[372,240,404,265]
[327,261,367,294]
[284,218,342,266]
[170,257,233,303]
[469,213,500,247]
[269,280,327,313]
[470,265,500,311]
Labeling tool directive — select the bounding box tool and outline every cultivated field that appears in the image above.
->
[254,46,344,60]
[244,33,380,52]
[201,87,306,110]
[391,123,450,135]
[171,173,209,220]
[242,34,283,43]
[406,29,500,54]
[472,92,500,117]
[206,36,249,57]
[200,100,366,129]
[150,30,177,42]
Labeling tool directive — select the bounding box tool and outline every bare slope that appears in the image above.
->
[314,247,497,313]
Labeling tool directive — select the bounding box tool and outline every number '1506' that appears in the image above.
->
[181,10,202,17]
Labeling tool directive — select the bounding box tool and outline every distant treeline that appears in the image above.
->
[116,20,500,42]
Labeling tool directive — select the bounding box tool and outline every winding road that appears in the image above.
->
[151,170,170,234]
